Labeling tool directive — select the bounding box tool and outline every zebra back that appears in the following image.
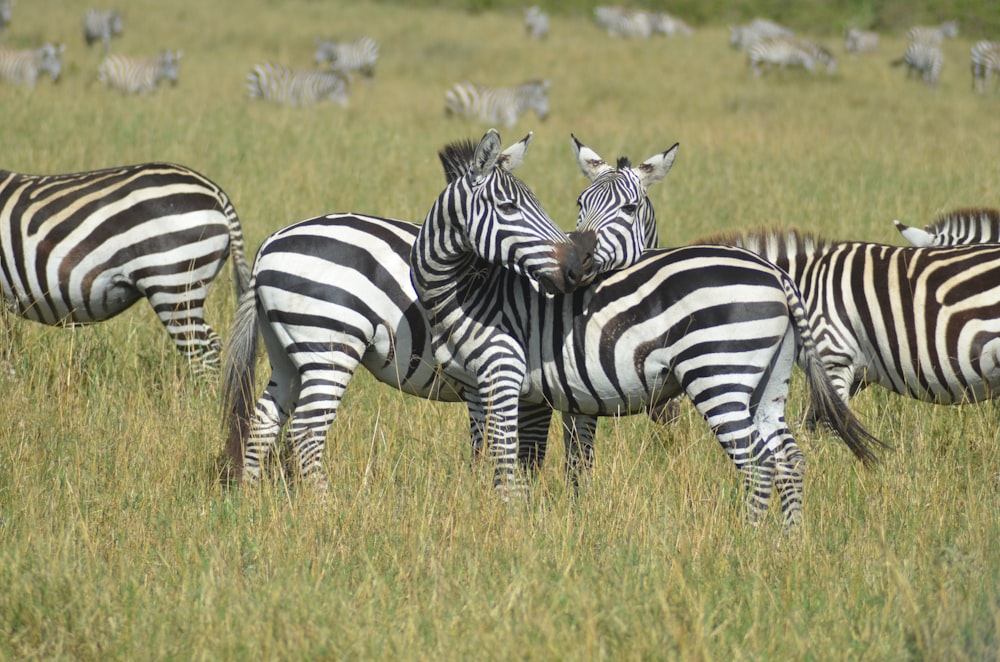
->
[894,208,1000,247]
[247,63,349,106]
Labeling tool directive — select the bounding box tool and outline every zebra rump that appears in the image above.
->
[0,162,250,375]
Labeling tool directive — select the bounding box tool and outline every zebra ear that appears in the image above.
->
[571,134,610,182]
[634,142,679,188]
[471,129,503,179]
[893,219,934,247]
[498,132,532,171]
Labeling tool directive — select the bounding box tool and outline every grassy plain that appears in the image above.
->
[1,1,1000,659]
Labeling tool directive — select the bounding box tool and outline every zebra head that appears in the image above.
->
[430,129,590,294]
[38,43,64,83]
[570,134,678,277]
[154,50,182,86]
[523,80,550,121]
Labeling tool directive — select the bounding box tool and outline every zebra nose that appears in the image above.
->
[561,230,599,290]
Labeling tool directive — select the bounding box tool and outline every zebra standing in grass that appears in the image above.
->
[0,0,13,31]
[444,80,550,127]
[410,130,882,528]
[652,12,693,37]
[98,50,182,94]
[894,208,1000,246]
[971,41,1000,93]
[697,227,1000,409]
[747,36,836,76]
[907,20,959,46]
[594,6,653,39]
[729,18,793,50]
[82,9,123,52]
[892,40,943,86]
[247,63,349,107]
[313,36,379,79]
[0,163,251,376]
[0,43,64,89]
[844,28,879,53]
[524,6,549,39]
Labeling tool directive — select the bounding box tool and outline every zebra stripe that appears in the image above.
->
[594,7,653,39]
[907,21,959,47]
[747,37,836,76]
[0,43,63,89]
[98,51,182,95]
[652,12,693,37]
[82,9,123,52]
[0,163,250,375]
[729,18,793,50]
[524,6,549,40]
[895,208,1000,246]
[247,63,349,107]
[892,40,943,86]
[410,131,882,528]
[844,28,879,53]
[444,80,550,127]
[313,36,379,79]
[700,228,1000,407]
[971,41,1000,94]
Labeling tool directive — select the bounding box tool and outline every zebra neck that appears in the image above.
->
[411,207,478,316]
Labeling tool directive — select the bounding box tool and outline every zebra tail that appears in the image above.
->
[220,285,260,484]
[781,274,889,466]
[221,195,252,297]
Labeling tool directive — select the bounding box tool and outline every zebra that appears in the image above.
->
[971,41,1000,93]
[0,162,251,376]
[696,227,1000,410]
[247,63,349,107]
[82,9,123,52]
[729,18,793,50]
[444,80,550,127]
[747,37,837,76]
[652,12,693,37]
[524,6,549,40]
[593,6,653,39]
[409,129,883,529]
[892,40,943,86]
[98,50,182,95]
[844,28,879,54]
[907,20,959,47]
[0,43,64,89]
[894,208,1000,246]
[0,0,13,31]
[220,133,678,489]
[221,133,594,490]
[313,36,379,79]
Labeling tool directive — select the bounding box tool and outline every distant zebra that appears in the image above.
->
[698,227,1000,409]
[747,37,836,76]
[652,12,693,37]
[313,36,379,79]
[594,6,653,39]
[844,28,879,53]
[247,63,349,107]
[410,130,882,529]
[444,80,550,127]
[524,6,549,39]
[971,41,1000,93]
[0,0,13,31]
[892,40,943,86]
[729,18,793,50]
[894,208,1000,246]
[0,43,63,89]
[82,9,123,52]
[907,20,959,47]
[0,163,250,376]
[98,50,182,94]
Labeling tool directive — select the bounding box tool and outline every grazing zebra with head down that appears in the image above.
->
[410,130,882,529]
[747,36,836,76]
[844,28,879,53]
[524,7,549,39]
[698,227,1000,409]
[444,80,550,127]
[894,208,1000,246]
[0,163,250,376]
[971,41,1000,94]
[0,43,63,89]
[98,51,182,94]
[247,63,349,107]
[313,36,379,79]
[221,132,594,489]
[82,9,123,52]
[892,40,943,86]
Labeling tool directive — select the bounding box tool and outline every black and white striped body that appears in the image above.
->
[705,228,1000,406]
[907,21,959,47]
[0,163,250,375]
[82,9,123,52]
[411,132,881,529]
[0,44,63,89]
[729,18,793,50]
[652,12,693,37]
[971,41,1000,94]
[247,63,349,107]
[444,80,550,127]
[593,7,653,39]
[98,51,182,95]
[895,208,1000,246]
[313,36,379,79]
[844,28,879,54]
[747,37,836,76]
[524,6,549,40]
[892,40,943,86]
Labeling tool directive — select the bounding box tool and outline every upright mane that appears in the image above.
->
[616,156,632,170]
[693,226,835,259]
[926,207,1000,233]
[438,138,478,184]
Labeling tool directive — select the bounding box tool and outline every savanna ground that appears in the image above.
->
[1,1,999,659]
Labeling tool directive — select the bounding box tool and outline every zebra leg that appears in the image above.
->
[518,402,553,475]
[476,369,527,500]
[562,413,597,488]
[144,283,222,375]
[243,381,293,484]
[0,301,16,375]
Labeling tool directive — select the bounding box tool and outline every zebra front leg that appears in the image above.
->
[477,374,528,501]
[518,402,554,475]
[0,300,16,375]
[562,413,597,489]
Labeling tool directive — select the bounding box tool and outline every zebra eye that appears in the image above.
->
[498,202,519,215]
[621,204,638,216]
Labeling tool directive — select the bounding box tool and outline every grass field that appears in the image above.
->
[2,1,1000,659]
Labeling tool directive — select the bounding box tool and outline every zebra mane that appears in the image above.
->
[438,138,478,184]
[926,207,1000,233]
[616,156,632,169]
[694,226,833,258]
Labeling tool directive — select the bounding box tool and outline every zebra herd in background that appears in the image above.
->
[593,5,693,39]
[97,50,182,95]
[247,62,349,107]
[444,80,551,127]
[82,8,123,53]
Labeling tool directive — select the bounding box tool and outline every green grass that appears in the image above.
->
[2,1,1000,659]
